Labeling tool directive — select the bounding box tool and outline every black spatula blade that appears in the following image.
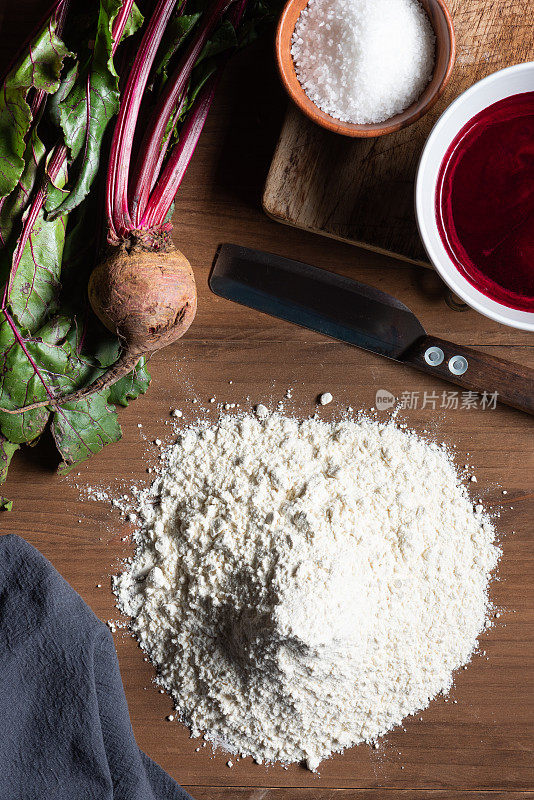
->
[210,244,426,359]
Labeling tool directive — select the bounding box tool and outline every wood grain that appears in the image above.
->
[1,2,533,799]
[263,0,534,264]
[2,339,533,793]
[187,793,534,800]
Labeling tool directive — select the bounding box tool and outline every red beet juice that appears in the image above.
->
[436,92,534,312]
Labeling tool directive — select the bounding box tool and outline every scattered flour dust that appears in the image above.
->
[113,412,499,771]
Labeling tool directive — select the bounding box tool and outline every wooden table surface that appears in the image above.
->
[1,3,533,799]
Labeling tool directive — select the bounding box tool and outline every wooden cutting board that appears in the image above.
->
[263,0,534,266]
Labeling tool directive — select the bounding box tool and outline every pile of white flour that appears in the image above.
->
[114,413,499,770]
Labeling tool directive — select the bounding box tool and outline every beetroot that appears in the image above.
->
[2,0,255,414]
[90,244,196,356]
[70,242,197,402]
[62,0,238,403]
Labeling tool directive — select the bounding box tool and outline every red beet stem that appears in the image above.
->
[129,0,234,228]
[111,0,135,55]
[106,0,181,243]
[148,92,188,198]
[141,74,219,229]
[138,0,248,229]
[228,0,248,26]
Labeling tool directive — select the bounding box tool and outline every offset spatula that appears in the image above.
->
[210,244,534,416]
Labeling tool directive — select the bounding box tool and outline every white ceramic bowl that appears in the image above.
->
[416,62,534,331]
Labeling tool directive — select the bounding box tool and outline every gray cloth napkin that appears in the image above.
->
[0,534,193,800]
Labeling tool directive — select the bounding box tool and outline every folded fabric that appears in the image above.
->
[0,534,193,800]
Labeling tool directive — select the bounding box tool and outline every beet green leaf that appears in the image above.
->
[0,17,71,199]
[47,0,144,219]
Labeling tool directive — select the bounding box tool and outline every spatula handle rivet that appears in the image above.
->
[424,346,444,366]
[449,355,469,375]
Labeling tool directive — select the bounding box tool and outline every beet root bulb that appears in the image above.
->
[0,243,197,414]
[89,244,197,357]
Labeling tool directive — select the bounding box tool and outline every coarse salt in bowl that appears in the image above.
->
[292,0,436,125]
[276,0,455,137]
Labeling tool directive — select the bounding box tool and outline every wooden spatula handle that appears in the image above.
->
[400,336,534,415]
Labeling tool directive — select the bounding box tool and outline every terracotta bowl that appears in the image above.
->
[276,0,456,137]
